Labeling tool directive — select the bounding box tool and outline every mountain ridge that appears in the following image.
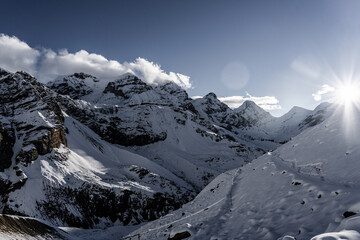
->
[0,68,332,239]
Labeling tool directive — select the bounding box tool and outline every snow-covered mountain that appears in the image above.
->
[0,67,331,239]
[129,102,360,240]
[0,69,199,229]
[47,72,276,189]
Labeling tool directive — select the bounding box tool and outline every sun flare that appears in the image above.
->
[335,82,360,105]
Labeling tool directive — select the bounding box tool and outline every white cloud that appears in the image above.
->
[219,93,281,111]
[191,96,203,100]
[312,84,335,101]
[126,57,191,88]
[38,49,127,81]
[0,34,191,88]
[0,34,40,74]
[192,93,281,111]
[39,49,192,88]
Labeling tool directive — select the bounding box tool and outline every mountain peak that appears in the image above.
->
[233,100,273,126]
[289,105,307,112]
[158,81,189,102]
[160,81,181,89]
[114,72,137,80]
[235,100,265,113]
[242,100,258,107]
[204,92,217,99]
[46,73,95,99]
[69,72,98,82]
[113,73,147,86]
[0,67,10,76]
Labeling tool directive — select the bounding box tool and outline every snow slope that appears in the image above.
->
[5,114,195,228]
[0,214,79,240]
[128,103,360,240]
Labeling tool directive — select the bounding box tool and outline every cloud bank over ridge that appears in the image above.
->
[0,34,40,75]
[219,93,281,110]
[0,33,281,111]
[0,34,191,88]
[193,93,281,111]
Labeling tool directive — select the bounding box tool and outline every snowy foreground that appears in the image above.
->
[121,104,360,239]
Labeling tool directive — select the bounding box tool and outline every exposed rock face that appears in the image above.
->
[37,183,191,228]
[0,121,15,171]
[196,92,230,116]
[49,74,178,146]
[0,70,66,166]
[232,100,273,127]
[54,95,168,146]
[0,214,72,239]
[299,103,331,129]
[103,74,152,98]
[0,70,67,218]
[46,72,97,99]
[157,82,189,103]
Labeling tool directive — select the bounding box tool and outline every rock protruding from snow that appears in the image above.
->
[47,73,98,99]
[156,82,189,104]
[299,102,332,129]
[0,120,15,171]
[0,67,10,78]
[192,93,230,121]
[103,74,152,98]
[0,71,67,166]
[0,214,75,240]
[233,100,273,127]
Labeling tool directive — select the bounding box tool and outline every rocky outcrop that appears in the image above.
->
[0,70,66,165]
[51,74,171,146]
[46,72,97,99]
[103,74,153,98]
[0,214,71,239]
[157,82,189,103]
[197,92,229,115]
[55,95,168,146]
[0,121,15,171]
[37,183,192,228]
[299,103,331,130]
[232,100,273,127]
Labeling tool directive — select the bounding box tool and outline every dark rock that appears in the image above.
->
[36,184,192,228]
[343,211,357,218]
[103,75,152,98]
[0,71,67,165]
[182,102,198,114]
[46,73,97,99]
[168,231,191,240]
[0,122,15,171]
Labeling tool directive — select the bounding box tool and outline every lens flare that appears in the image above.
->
[335,82,360,105]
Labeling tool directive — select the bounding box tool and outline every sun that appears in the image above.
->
[335,82,360,105]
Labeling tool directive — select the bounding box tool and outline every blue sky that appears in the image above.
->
[1,0,360,116]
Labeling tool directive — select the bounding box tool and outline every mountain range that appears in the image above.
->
[0,68,356,240]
